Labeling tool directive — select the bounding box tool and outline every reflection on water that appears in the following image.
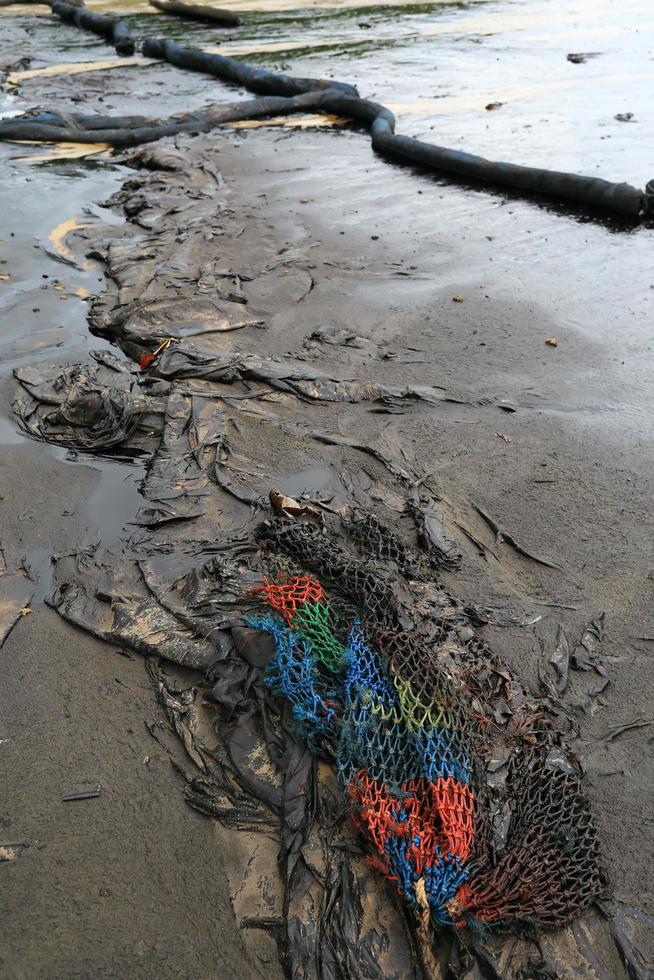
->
[6,56,159,86]
[48,216,94,262]
[387,69,654,117]
[11,141,112,162]
[226,112,345,128]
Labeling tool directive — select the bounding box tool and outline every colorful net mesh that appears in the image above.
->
[250,576,345,669]
[246,530,604,936]
[247,611,341,744]
[255,519,404,628]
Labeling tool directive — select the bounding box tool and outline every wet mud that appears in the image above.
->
[1,0,653,977]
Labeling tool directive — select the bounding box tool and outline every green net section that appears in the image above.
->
[292,601,345,670]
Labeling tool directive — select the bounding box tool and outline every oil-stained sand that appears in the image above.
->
[0,0,653,975]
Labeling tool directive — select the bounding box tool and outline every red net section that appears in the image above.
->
[451,829,578,927]
[250,575,325,623]
[430,778,475,863]
[347,772,475,874]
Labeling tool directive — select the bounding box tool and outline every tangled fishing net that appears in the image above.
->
[246,515,605,939]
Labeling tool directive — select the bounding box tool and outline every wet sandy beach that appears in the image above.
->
[1,0,653,976]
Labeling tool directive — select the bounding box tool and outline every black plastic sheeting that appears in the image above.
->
[50,1,135,56]
[1,29,648,218]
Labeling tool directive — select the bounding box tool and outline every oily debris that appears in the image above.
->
[7,128,644,978]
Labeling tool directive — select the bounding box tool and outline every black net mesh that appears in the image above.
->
[345,509,427,580]
[256,518,404,629]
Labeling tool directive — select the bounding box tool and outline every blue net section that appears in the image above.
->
[246,613,340,742]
